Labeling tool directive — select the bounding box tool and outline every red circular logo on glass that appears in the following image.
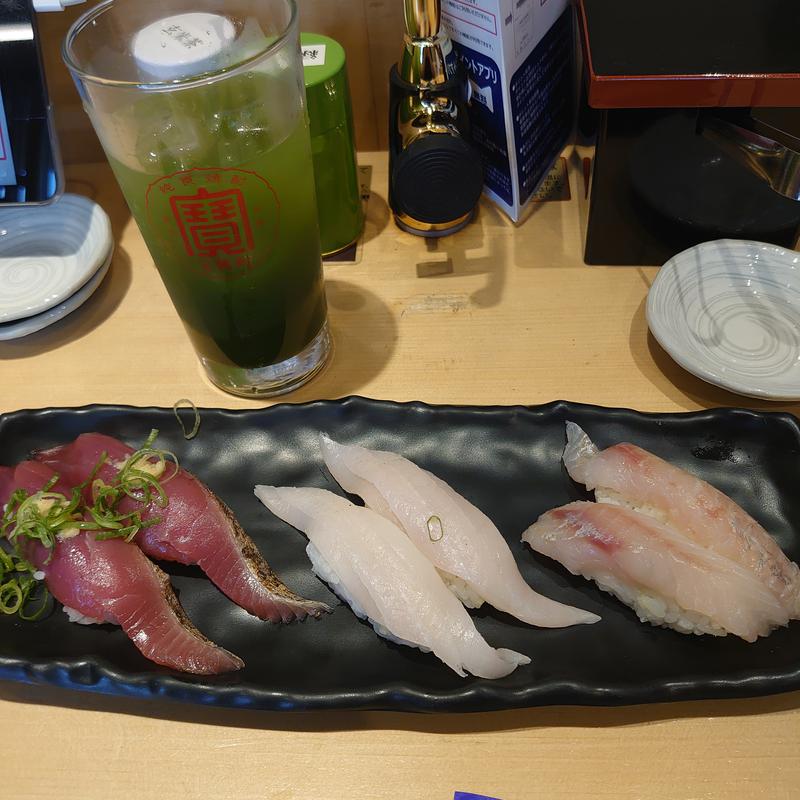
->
[145,167,280,280]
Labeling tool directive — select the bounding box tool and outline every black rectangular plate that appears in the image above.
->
[1,397,799,712]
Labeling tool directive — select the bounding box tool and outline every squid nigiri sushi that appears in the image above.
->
[319,434,599,629]
[522,501,790,642]
[254,485,530,679]
[1,461,243,674]
[36,433,329,624]
[563,422,800,618]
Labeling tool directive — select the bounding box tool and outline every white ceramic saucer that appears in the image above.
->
[647,239,800,401]
[0,245,113,341]
[0,194,113,323]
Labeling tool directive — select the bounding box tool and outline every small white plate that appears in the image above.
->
[0,245,113,341]
[0,194,112,323]
[647,239,800,401]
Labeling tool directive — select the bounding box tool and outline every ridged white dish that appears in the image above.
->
[0,245,112,341]
[0,194,112,323]
[647,240,800,401]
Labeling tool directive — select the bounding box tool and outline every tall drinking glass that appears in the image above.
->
[64,0,330,397]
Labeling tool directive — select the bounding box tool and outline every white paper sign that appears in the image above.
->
[302,43,327,67]
[0,87,16,187]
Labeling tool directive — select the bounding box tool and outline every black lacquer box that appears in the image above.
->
[577,0,800,266]
[0,0,62,205]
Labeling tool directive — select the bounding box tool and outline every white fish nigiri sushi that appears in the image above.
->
[254,486,531,679]
[319,434,599,629]
[563,422,800,618]
[522,501,791,642]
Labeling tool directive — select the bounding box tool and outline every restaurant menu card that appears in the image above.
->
[442,0,573,221]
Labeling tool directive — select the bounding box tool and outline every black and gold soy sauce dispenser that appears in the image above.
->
[388,0,483,236]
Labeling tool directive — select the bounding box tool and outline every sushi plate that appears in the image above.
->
[0,397,799,712]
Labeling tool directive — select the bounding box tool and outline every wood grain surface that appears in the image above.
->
[1,153,798,800]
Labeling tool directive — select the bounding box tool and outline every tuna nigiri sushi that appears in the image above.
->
[2,461,243,674]
[522,501,790,642]
[36,433,329,624]
[0,465,13,507]
[254,485,531,679]
[563,422,800,618]
[319,434,599,629]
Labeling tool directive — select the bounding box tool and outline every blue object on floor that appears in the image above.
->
[454,793,502,800]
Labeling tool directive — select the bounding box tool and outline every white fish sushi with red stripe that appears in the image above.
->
[563,422,800,618]
[523,501,791,642]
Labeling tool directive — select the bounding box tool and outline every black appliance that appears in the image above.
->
[0,0,63,205]
[388,0,483,237]
[578,0,800,266]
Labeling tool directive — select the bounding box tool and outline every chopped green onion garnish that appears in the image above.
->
[1,429,178,621]
[427,515,444,542]
[173,399,201,440]
[0,546,50,619]
[1,487,89,560]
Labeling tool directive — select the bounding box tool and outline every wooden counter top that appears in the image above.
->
[1,153,798,800]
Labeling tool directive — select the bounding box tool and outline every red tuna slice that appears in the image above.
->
[2,460,244,675]
[0,465,13,505]
[36,433,329,623]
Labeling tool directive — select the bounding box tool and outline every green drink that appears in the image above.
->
[65,0,331,396]
[108,121,326,371]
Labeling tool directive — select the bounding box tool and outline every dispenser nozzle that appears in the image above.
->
[400,0,449,87]
[404,0,441,39]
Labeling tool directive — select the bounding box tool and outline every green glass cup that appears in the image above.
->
[64,0,330,397]
[301,33,364,257]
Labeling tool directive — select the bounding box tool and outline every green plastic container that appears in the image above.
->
[301,33,364,256]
